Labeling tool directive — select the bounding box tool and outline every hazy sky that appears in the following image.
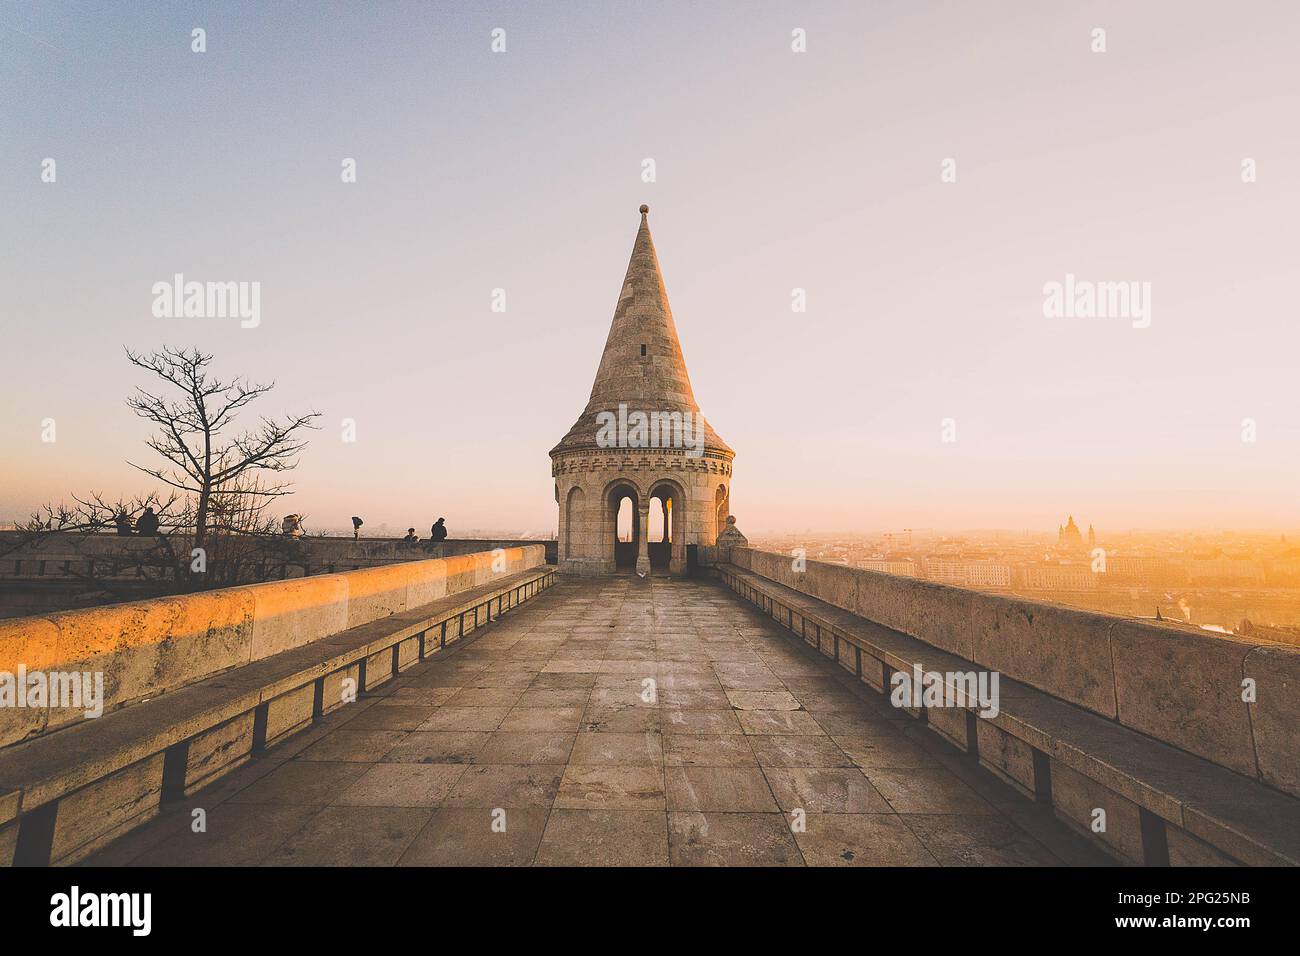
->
[3,1,1299,535]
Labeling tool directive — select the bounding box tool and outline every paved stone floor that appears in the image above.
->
[87,577,1111,866]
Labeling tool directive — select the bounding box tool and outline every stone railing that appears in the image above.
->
[0,545,555,865]
[0,532,557,618]
[728,548,1296,797]
[719,547,1299,866]
[0,531,556,578]
[0,545,547,749]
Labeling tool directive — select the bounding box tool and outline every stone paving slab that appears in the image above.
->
[83,576,1112,867]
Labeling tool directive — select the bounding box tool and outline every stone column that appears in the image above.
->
[635,500,651,576]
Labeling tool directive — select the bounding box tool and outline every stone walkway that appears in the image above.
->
[87,577,1110,866]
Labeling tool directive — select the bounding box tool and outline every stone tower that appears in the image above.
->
[551,205,734,576]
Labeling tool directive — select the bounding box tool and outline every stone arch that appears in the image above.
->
[605,479,641,570]
[600,476,645,503]
[650,476,689,574]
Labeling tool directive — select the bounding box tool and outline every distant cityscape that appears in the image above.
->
[748,518,1300,643]
[8,512,1300,644]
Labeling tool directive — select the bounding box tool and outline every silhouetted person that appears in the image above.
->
[114,511,134,536]
[351,516,364,540]
[135,507,160,537]
[430,517,447,543]
[402,528,419,547]
[282,514,304,538]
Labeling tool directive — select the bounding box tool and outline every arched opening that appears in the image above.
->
[647,496,670,570]
[616,497,634,542]
[650,478,687,574]
[608,484,640,570]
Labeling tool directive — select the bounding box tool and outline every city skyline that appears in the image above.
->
[6,1,1300,534]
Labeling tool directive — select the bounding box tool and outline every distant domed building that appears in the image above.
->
[1058,516,1084,552]
[550,206,735,576]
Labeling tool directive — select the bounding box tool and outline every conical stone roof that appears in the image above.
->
[551,205,732,458]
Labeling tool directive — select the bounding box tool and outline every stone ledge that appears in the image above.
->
[0,545,547,748]
[718,563,1300,867]
[0,565,556,866]
[726,548,1297,801]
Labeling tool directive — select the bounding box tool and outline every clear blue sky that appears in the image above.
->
[3,1,1299,534]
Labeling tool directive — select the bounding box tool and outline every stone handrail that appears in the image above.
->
[728,547,1298,800]
[0,545,547,749]
[0,531,557,577]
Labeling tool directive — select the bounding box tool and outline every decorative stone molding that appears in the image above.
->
[552,452,732,479]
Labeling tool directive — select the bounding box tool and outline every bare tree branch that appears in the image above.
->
[15,347,321,592]
[121,346,320,550]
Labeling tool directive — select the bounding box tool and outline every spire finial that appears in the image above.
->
[639,204,649,216]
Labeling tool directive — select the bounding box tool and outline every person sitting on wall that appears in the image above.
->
[402,528,419,547]
[135,507,160,536]
[428,517,448,546]
[113,510,134,536]
[282,514,304,538]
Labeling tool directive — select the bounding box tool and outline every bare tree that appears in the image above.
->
[124,346,320,553]
[5,348,323,604]
[200,473,307,585]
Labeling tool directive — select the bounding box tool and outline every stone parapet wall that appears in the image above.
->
[729,547,1299,799]
[0,531,555,580]
[0,545,546,749]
